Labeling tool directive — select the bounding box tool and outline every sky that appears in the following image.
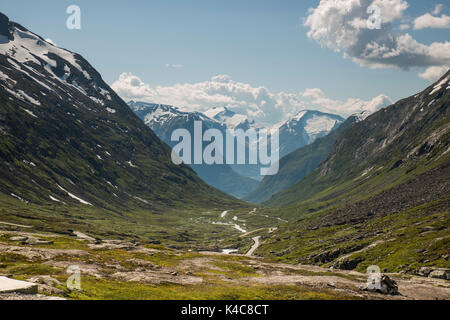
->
[1,0,449,124]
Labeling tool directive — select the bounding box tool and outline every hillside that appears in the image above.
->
[0,12,248,243]
[249,71,450,273]
[267,70,450,207]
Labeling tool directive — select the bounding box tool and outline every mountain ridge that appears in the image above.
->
[0,12,239,224]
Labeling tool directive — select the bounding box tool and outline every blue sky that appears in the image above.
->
[1,0,449,122]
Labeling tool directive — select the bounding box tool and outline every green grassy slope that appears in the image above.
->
[0,13,249,244]
[266,70,450,208]
[253,71,450,272]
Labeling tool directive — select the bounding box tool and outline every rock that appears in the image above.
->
[36,284,64,295]
[429,269,450,280]
[0,276,38,294]
[19,236,53,245]
[379,275,398,295]
[361,275,399,295]
[417,267,434,277]
[417,267,450,280]
[28,276,61,287]
[0,13,12,39]
[9,236,27,242]
[333,257,364,270]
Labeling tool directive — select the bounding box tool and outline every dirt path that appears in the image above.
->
[246,236,261,256]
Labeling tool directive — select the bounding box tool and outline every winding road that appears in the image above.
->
[245,236,261,256]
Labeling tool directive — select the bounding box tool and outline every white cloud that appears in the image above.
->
[302,88,392,116]
[399,23,410,30]
[112,73,391,124]
[413,13,450,30]
[304,0,450,70]
[418,66,449,82]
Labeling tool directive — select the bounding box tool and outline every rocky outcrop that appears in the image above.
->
[417,267,450,280]
[0,12,11,39]
[0,276,38,294]
[361,275,399,295]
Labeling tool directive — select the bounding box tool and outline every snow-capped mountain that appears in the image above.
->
[204,106,256,131]
[0,14,117,115]
[0,12,229,210]
[129,101,224,141]
[128,101,346,184]
[274,110,344,158]
[128,101,259,198]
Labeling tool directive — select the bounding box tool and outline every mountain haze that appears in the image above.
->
[129,101,259,198]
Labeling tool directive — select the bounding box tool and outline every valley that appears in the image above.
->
[0,9,449,301]
[1,221,449,300]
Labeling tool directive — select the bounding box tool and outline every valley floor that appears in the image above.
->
[1,224,449,300]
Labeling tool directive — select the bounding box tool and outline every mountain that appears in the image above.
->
[204,106,256,131]
[244,114,358,203]
[217,109,344,181]
[267,71,450,207]
[275,110,344,158]
[0,13,240,237]
[255,71,450,273]
[128,101,259,198]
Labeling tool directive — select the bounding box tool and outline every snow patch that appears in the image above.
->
[22,108,38,118]
[429,76,449,95]
[127,160,138,168]
[49,195,61,203]
[10,193,29,203]
[57,184,93,206]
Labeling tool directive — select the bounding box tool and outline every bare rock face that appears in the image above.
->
[417,267,450,280]
[0,12,12,40]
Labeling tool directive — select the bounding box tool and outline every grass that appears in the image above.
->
[66,278,358,300]
[256,199,450,273]
[0,230,362,300]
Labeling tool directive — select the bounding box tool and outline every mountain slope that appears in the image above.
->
[275,110,344,158]
[244,114,358,203]
[252,71,450,273]
[129,101,259,198]
[0,13,245,242]
[267,71,449,207]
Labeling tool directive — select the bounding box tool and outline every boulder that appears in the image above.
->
[429,269,450,280]
[361,274,399,295]
[379,275,399,295]
[417,267,450,280]
[0,276,38,294]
